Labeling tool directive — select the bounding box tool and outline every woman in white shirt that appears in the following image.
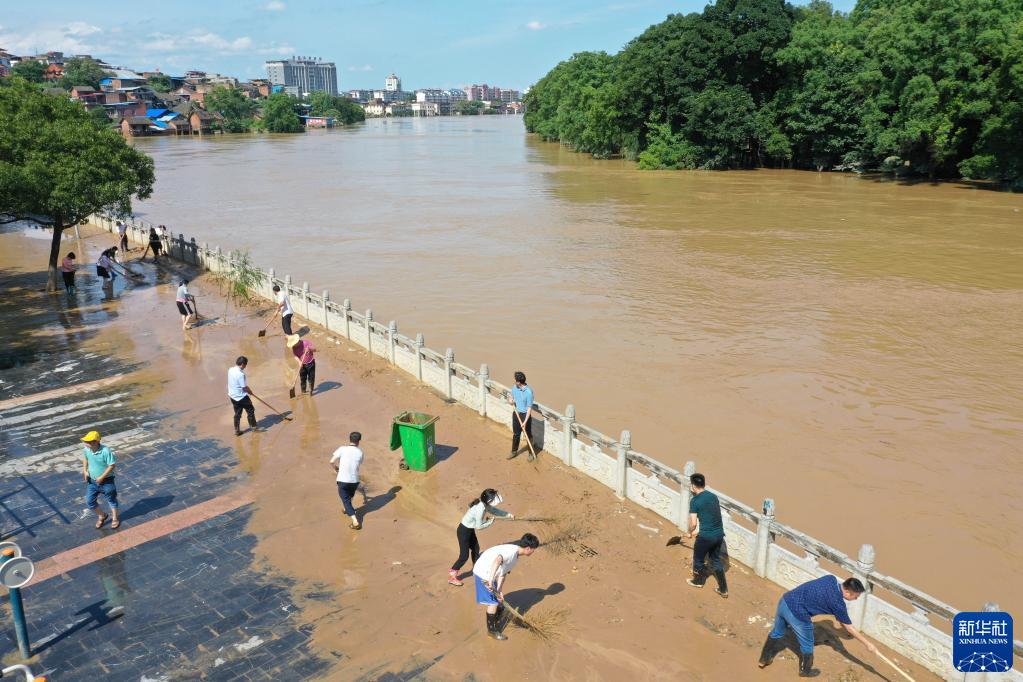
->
[472,533,540,640]
[448,489,513,586]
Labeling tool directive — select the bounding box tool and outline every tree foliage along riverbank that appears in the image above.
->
[523,0,1023,185]
[0,78,154,291]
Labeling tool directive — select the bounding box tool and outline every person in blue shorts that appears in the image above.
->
[81,430,120,529]
[472,533,540,640]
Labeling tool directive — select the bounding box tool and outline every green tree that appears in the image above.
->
[454,99,485,115]
[147,74,173,92]
[0,80,154,291]
[11,60,47,83]
[88,106,113,129]
[205,86,258,132]
[60,58,111,90]
[307,91,366,125]
[261,93,303,133]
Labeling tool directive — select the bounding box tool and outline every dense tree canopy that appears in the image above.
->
[0,79,154,290]
[60,58,111,90]
[205,86,259,132]
[261,93,303,133]
[147,74,173,92]
[524,0,1023,185]
[308,91,366,125]
[11,60,46,83]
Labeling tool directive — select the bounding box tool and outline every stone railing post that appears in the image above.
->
[214,246,222,274]
[849,544,874,628]
[444,348,454,400]
[415,334,424,380]
[615,430,632,499]
[321,290,330,329]
[388,321,397,364]
[199,241,208,267]
[477,364,489,417]
[365,309,373,351]
[284,274,292,299]
[266,268,276,298]
[562,404,575,467]
[754,498,776,577]
[301,282,310,320]
[677,461,696,531]
[982,602,1003,682]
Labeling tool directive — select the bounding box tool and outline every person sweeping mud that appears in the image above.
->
[272,284,295,335]
[684,472,728,598]
[287,334,316,394]
[448,489,514,586]
[61,252,77,294]
[473,533,540,640]
[757,574,877,677]
[176,279,196,331]
[228,356,259,436]
[147,227,163,262]
[506,371,535,460]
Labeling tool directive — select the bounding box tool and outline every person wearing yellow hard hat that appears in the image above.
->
[81,431,120,530]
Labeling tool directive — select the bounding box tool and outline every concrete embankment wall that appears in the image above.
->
[93,215,1021,681]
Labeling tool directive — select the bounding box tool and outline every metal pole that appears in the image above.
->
[9,587,31,658]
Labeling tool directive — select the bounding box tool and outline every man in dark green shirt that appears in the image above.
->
[685,472,727,597]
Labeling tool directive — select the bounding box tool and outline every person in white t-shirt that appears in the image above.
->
[472,533,540,640]
[272,284,295,335]
[330,432,365,529]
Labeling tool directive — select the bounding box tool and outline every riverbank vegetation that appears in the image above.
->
[524,0,1023,185]
[0,78,154,291]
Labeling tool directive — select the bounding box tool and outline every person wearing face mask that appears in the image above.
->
[448,488,513,586]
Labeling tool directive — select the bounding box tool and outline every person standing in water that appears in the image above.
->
[176,279,196,331]
[448,489,514,586]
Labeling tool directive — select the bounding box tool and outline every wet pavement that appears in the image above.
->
[0,231,332,680]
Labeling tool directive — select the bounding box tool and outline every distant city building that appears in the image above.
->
[347,89,373,102]
[385,73,401,92]
[447,88,467,101]
[411,101,439,117]
[265,56,339,96]
[494,88,520,102]
[372,89,402,103]
[207,74,239,87]
[464,84,490,101]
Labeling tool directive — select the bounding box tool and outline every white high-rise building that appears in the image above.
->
[385,73,401,92]
[265,56,339,96]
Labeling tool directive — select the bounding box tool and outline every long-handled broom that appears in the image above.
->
[257,312,277,338]
[498,598,567,644]
[251,393,293,421]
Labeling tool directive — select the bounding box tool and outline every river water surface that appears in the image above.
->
[133,116,1023,616]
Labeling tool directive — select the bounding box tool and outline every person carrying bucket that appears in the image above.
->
[448,488,514,586]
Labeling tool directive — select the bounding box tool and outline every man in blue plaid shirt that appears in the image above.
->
[757,574,878,677]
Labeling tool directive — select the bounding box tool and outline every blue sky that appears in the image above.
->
[1,0,856,91]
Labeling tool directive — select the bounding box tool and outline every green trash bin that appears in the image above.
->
[389,411,440,472]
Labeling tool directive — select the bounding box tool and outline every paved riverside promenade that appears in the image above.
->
[0,224,939,681]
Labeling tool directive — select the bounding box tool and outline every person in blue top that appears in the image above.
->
[81,430,120,529]
[758,574,878,677]
[506,371,535,461]
[684,473,727,598]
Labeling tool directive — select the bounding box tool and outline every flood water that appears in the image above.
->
[133,116,1023,616]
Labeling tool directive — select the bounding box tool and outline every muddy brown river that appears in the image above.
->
[132,116,1023,616]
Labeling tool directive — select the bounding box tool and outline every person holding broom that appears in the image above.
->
[228,356,259,436]
[472,533,540,640]
[757,575,876,677]
[506,371,535,460]
[684,472,728,598]
[448,488,514,586]
[287,334,316,394]
[176,279,197,331]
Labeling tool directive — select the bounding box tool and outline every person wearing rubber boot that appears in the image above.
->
[506,371,535,460]
[684,473,728,598]
[472,533,540,640]
[757,575,877,676]
[448,489,514,586]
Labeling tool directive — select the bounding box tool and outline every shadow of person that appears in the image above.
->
[504,582,566,613]
[313,381,343,395]
[258,411,292,429]
[33,599,124,654]
[814,622,892,680]
[358,485,401,520]
[118,495,175,522]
